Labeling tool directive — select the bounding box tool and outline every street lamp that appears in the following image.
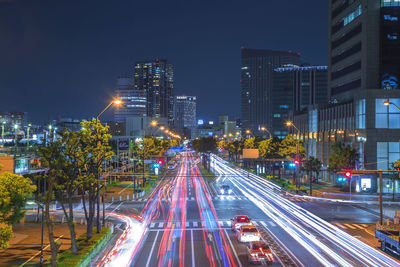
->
[95,98,122,233]
[384,101,400,112]
[14,124,18,156]
[27,199,44,266]
[96,98,123,120]
[27,123,32,148]
[245,129,254,138]
[260,126,272,139]
[1,121,5,144]
[286,121,301,191]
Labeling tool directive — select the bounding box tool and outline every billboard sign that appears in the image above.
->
[242,149,259,159]
[118,138,130,151]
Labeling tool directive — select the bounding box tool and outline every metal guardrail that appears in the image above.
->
[78,229,113,267]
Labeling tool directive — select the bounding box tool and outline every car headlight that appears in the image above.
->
[220,189,224,194]
[228,189,232,194]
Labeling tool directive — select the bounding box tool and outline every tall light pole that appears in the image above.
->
[14,124,18,156]
[286,121,301,190]
[142,120,157,189]
[95,98,122,233]
[260,126,272,139]
[1,121,5,144]
[384,101,400,111]
[27,123,31,148]
[48,125,52,145]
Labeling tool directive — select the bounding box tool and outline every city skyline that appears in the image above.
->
[0,0,328,123]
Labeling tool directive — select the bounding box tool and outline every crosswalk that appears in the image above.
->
[333,223,370,230]
[146,220,277,229]
[134,195,249,202]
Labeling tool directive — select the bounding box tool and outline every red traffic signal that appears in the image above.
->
[344,171,351,178]
[158,159,164,165]
[294,159,300,165]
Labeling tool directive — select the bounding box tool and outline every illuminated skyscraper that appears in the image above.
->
[134,59,174,125]
[174,96,197,130]
[241,48,300,136]
[114,77,146,123]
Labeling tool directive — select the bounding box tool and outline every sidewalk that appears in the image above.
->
[0,222,87,266]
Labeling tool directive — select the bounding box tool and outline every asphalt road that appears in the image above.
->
[105,153,400,267]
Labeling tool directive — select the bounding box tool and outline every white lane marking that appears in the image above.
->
[145,230,160,267]
[105,202,123,219]
[268,221,276,227]
[223,229,242,267]
[150,222,155,228]
[191,229,195,267]
[252,221,259,226]
[344,224,356,229]
[20,235,64,266]
[260,221,304,267]
[159,222,164,228]
[193,221,198,227]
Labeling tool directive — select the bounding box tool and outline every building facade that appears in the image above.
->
[241,48,300,136]
[134,59,174,125]
[114,77,146,123]
[173,96,197,131]
[272,66,328,138]
[294,0,400,193]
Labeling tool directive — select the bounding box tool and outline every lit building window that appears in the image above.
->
[343,5,362,26]
[377,142,400,170]
[356,99,365,129]
[382,0,400,7]
[375,99,400,129]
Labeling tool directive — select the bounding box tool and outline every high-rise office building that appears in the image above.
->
[134,59,174,125]
[114,77,146,123]
[329,0,399,99]
[241,48,301,135]
[293,0,400,191]
[173,96,197,131]
[272,65,328,138]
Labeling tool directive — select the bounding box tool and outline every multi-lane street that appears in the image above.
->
[100,153,400,267]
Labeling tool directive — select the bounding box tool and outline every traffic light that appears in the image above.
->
[294,159,300,165]
[344,171,351,178]
[158,159,164,165]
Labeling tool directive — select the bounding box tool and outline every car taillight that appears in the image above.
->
[251,253,258,257]
[240,232,244,236]
[265,253,274,261]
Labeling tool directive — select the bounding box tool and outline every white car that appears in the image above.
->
[231,215,252,231]
[236,225,261,242]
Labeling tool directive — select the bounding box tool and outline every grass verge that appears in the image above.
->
[199,164,215,181]
[56,227,111,267]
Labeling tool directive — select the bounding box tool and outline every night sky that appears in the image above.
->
[0,0,328,123]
